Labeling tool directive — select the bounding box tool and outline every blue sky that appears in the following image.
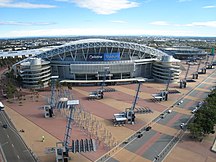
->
[0,0,216,38]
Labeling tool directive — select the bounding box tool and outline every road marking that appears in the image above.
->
[7,135,9,138]
[12,144,14,148]
[17,155,20,159]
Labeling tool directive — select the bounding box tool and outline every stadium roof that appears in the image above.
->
[13,38,168,66]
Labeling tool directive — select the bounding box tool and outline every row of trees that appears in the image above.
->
[188,89,216,140]
[0,57,23,68]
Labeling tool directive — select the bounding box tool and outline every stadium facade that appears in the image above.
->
[13,39,181,88]
[160,46,208,60]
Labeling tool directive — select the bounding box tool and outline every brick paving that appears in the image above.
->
[1,62,216,162]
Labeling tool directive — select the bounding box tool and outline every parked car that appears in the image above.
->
[0,101,4,111]
[168,109,172,113]
[180,123,185,129]
[191,107,198,114]
[2,124,7,129]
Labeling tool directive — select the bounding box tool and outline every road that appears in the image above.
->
[0,110,37,162]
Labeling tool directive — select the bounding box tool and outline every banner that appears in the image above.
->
[104,52,120,61]
[87,52,120,61]
[87,54,104,61]
[211,48,215,56]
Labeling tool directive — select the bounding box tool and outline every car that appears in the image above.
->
[146,126,152,131]
[160,113,165,119]
[191,107,198,114]
[197,101,203,107]
[168,109,172,113]
[0,101,4,111]
[2,124,7,129]
[180,123,185,129]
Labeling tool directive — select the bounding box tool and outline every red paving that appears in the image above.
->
[135,132,162,156]
[181,100,196,110]
[167,113,182,127]
[177,134,216,159]
[2,64,216,162]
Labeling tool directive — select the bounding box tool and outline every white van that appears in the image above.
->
[0,102,4,110]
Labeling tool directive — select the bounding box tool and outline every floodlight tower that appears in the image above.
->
[180,62,192,88]
[162,69,173,101]
[101,66,110,92]
[64,100,79,153]
[50,76,59,109]
[125,79,145,124]
[55,100,79,162]
[208,48,215,69]
[192,57,202,79]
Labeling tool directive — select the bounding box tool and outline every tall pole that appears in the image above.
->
[165,70,172,92]
[50,76,59,109]
[63,100,79,153]
[211,48,215,65]
[196,58,202,73]
[101,67,110,91]
[131,82,142,112]
[184,63,191,81]
[64,105,73,152]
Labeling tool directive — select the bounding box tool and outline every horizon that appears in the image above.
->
[1,0,216,38]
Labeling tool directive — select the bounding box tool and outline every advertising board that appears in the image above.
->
[104,52,120,61]
[87,54,104,61]
[87,52,120,61]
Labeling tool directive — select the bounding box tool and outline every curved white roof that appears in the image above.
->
[13,38,168,67]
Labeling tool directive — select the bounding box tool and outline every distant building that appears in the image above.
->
[160,46,208,60]
[13,39,181,87]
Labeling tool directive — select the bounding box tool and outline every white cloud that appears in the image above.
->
[150,21,169,26]
[185,21,216,27]
[150,20,216,28]
[0,21,55,25]
[203,5,216,9]
[58,0,139,15]
[0,0,56,8]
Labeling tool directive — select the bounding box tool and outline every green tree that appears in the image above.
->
[38,79,44,89]
[188,122,203,139]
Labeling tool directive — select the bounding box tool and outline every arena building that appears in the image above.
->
[13,39,181,88]
[160,46,208,60]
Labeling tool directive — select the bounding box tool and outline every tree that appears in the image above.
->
[188,123,203,139]
[6,81,17,99]
[38,79,44,89]
[189,89,216,139]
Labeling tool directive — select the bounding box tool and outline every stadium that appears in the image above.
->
[13,39,181,88]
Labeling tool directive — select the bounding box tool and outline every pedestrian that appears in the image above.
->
[42,136,45,142]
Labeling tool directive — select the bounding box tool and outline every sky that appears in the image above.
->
[0,0,216,38]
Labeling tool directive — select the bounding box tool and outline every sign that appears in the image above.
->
[87,54,103,61]
[67,100,79,105]
[104,52,120,61]
[211,48,215,56]
[87,53,120,61]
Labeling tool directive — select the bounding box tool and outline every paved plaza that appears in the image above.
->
[1,63,216,162]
